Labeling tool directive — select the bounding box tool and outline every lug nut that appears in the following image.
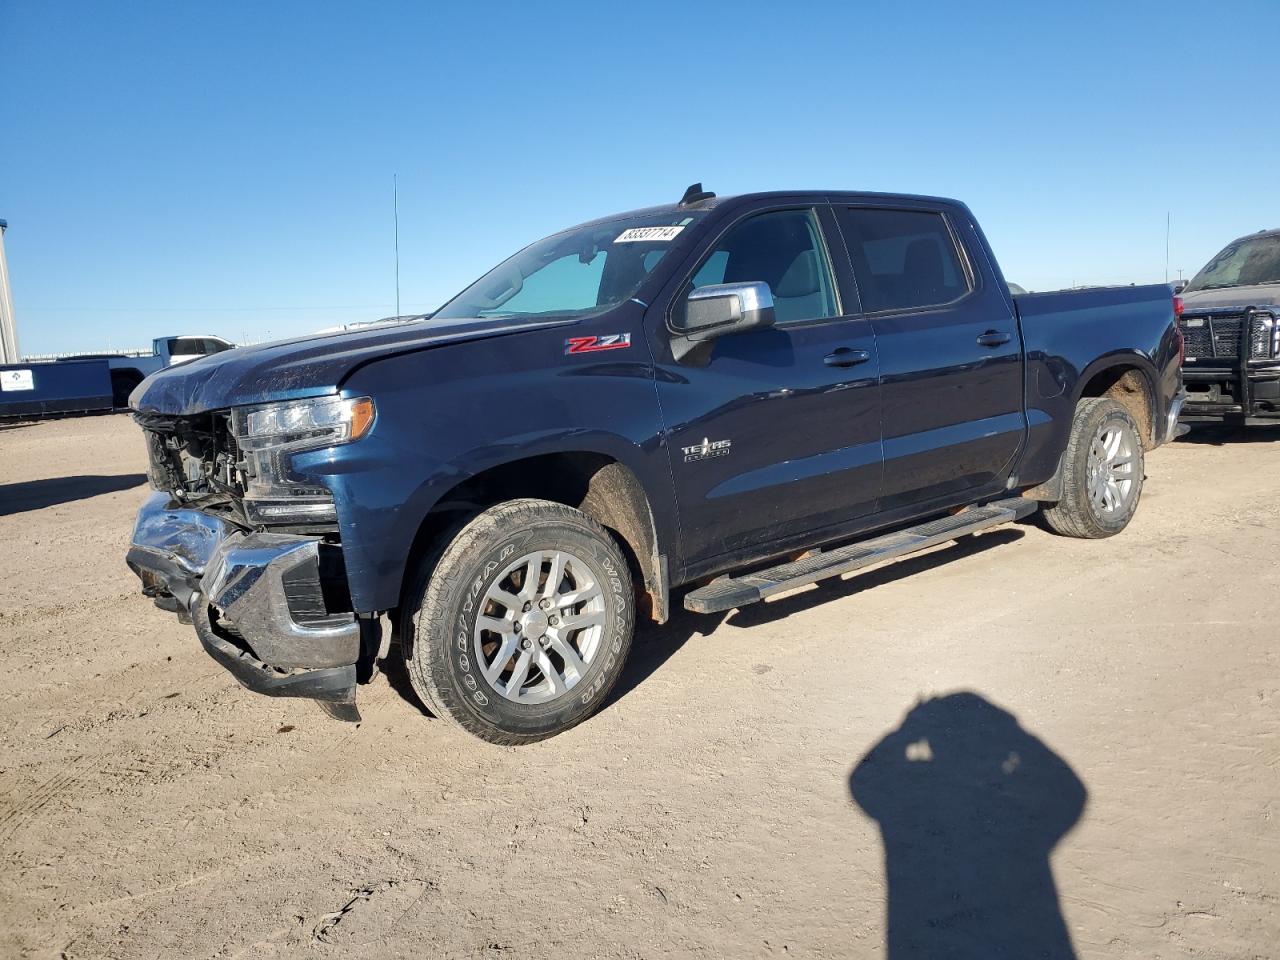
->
[548,616,559,627]
[520,637,532,651]
[513,621,521,632]
[523,602,532,612]
[538,598,552,611]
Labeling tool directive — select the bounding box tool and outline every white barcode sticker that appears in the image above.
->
[615,225,684,243]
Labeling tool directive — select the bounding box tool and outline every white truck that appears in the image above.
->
[69,335,236,407]
[0,334,235,417]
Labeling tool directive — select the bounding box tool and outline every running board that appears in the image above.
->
[683,497,1038,614]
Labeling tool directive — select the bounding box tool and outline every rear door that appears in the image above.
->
[649,203,883,573]
[834,203,1024,511]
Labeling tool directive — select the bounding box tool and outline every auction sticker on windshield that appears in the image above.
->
[1,369,34,392]
[615,226,684,243]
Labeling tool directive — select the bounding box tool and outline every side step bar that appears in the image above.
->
[683,497,1038,614]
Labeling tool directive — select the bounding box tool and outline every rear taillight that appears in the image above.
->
[1172,296,1186,365]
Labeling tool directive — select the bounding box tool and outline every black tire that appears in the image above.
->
[1043,397,1145,539]
[401,499,635,745]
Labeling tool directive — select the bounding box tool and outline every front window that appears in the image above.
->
[685,208,840,324]
[1185,234,1280,292]
[434,211,708,320]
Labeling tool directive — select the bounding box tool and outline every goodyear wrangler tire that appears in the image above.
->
[402,499,634,745]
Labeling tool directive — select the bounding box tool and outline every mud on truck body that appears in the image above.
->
[127,186,1185,743]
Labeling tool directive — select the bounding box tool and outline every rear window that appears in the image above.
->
[840,208,970,313]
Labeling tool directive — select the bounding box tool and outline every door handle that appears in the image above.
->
[976,330,1012,347]
[823,347,872,368]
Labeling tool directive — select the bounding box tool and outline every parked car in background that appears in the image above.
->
[95,335,236,407]
[1,334,235,417]
[1178,228,1280,425]
[126,187,1185,743]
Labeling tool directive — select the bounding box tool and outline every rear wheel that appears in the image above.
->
[1043,397,1144,539]
[402,499,634,745]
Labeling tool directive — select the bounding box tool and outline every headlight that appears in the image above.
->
[231,395,375,524]
[1248,312,1279,360]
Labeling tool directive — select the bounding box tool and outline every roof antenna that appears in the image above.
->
[679,182,716,206]
[393,174,401,318]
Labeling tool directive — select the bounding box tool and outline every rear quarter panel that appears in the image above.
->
[1014,284,1179,485]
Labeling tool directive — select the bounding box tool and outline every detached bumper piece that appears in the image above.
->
[126,492,362,721]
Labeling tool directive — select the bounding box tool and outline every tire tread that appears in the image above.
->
[401,498,632,745]
[1043,397,1143,539]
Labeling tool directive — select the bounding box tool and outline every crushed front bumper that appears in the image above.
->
[126,492,363,720]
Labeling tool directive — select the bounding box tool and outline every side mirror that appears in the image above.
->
[672,281,775,362]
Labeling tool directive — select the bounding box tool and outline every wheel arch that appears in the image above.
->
[1073,353,1160,449]
[398,451,670,623]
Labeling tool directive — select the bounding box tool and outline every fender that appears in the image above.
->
[1072,350,1159,410]
[311,315,678,614]
[1073,351,1162,444]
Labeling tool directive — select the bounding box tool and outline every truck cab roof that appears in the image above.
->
[561,189,966,235]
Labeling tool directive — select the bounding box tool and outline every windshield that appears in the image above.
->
[1185,234,1280,291]
[433,210,707,320]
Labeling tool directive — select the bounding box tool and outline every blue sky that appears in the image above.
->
[2,0,1277,355]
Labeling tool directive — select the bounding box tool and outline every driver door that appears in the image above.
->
[650,204,883,575]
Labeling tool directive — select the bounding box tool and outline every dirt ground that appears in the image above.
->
[1,413,1277,960]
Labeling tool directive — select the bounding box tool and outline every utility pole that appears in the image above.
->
[0,219,20,364]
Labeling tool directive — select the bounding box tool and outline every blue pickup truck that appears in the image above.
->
[127,187,1185,743]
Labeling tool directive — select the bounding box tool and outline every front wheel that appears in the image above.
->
[1043,397,1145,539]
[402,499,634,745]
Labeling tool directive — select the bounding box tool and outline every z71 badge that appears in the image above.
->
[682,437,732,462]
[565,333,631,354]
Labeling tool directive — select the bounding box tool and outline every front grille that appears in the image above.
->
[1213,316,1242,358]
[134,411,242,500]
[1181,313,1244,360]
[1181,318,1213,358]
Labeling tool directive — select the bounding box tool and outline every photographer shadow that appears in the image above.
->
[850,692,1086,959]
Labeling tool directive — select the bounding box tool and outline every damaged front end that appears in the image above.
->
[127,398,376,722]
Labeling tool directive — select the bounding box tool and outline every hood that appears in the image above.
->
[1180,284,1280,311]
[131,315,573,415]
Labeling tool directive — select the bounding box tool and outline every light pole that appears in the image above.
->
[0,219,19,365]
